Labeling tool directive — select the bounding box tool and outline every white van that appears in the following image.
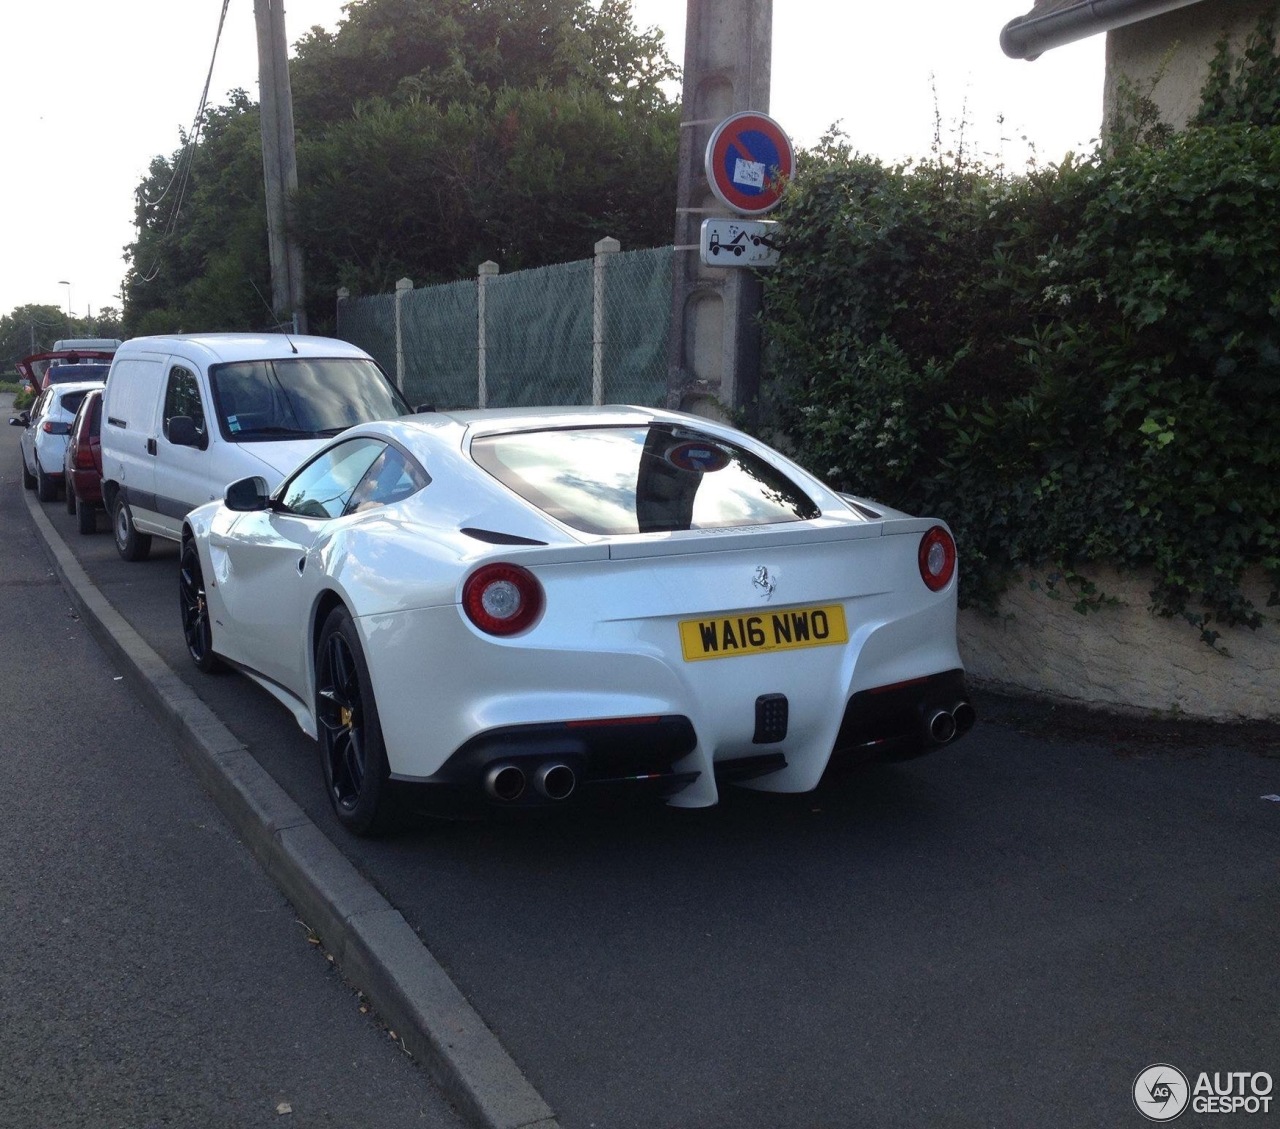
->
[100,333,410,560]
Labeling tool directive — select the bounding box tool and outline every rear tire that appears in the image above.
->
[315,606,394,836]
[112,496,152,561]
[36,460,57,503]
[77,497,97,535]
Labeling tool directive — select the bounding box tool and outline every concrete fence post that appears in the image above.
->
[477,261,500,408]
[592,237,620,406]
[335,287,349,335]
[394,277,413,391]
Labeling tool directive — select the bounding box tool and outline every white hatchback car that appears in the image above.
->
[11,379,106,502]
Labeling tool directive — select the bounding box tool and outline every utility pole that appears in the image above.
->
[254,0,308,333]
[667,0,772,420]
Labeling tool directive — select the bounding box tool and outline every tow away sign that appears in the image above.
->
[699,219,781,268]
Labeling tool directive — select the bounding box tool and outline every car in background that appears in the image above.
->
[63,387,105,534]
[16,348,116,392]
[180,406,974,836]
[10,379,107,502]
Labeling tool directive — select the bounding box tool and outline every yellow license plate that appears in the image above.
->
[679,604,849,662]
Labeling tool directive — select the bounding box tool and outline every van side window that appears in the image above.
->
[163,366,207,447]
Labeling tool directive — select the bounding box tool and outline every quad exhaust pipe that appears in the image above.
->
[924,701,976,745]
[483,761,577,802]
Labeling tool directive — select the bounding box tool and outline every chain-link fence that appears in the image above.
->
[337,244,672,410]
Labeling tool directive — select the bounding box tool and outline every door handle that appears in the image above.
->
[146,438,157,455]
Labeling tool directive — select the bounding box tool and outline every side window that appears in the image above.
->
[280,437,385,520]
[163,365,207,447]
[345,445,429,514]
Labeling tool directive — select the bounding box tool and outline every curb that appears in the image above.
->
[21,485,560,1129]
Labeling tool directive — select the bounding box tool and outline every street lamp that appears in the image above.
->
[57,280,72,328]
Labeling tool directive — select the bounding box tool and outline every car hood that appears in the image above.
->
[233,438,327,482]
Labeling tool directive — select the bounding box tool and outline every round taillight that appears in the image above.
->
[462,563,544,635]
[918,526,957,592]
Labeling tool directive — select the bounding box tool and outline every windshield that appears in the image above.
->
[471,424,820,535]
[209,357,409,441]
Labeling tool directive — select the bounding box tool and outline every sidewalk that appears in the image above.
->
[0,392,484,1128]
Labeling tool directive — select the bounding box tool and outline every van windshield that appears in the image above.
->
[209,357,409,441]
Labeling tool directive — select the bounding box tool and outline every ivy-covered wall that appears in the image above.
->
[762,16,1280,648]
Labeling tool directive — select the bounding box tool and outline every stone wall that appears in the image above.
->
[958,567,1278,721]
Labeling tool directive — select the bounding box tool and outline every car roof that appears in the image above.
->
[115,332,374,366]
[50,380,108,398]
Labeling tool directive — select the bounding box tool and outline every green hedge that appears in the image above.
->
[762,123,1280,644]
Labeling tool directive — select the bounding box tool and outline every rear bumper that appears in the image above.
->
[830,668,974,765]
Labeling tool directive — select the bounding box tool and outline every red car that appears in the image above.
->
[63,387,105,534]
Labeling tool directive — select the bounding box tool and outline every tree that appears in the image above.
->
[122,0,679,333]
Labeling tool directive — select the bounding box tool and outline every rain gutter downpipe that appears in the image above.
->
[1000,0,1207,59]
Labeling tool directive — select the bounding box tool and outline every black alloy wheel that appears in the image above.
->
[315,607,393,836]
[179,541,223,673]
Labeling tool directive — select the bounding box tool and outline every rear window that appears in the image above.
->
[58,389,94,416]
[470,425,820,535]
[48,363,110,385]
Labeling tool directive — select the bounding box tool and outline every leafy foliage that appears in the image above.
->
[1194,7,1280,127]
[764,120,1280,643]
[123,0,679,333]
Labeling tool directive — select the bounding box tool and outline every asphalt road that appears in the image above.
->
[2,398,464,1128]
[8,401,1280,1127]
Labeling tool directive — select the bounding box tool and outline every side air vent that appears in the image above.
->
[460,528,548,546]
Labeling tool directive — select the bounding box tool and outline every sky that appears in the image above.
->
[0,0,1104,326]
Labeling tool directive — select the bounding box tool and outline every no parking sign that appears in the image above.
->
[704,111,794,216]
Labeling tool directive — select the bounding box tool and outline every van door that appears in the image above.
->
[151,362,215,539]
[101,354,165,529]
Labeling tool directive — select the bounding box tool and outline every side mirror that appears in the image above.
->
[167,415,205,449]
[414,403,436,413]
[225,475,272,512]
[9,411,30,427]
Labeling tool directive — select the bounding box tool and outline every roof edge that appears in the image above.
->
[1001,0,1208,59]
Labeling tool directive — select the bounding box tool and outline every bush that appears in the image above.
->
[763,123,1280,644]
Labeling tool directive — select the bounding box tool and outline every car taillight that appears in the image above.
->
[73,444,96,469]
[462,563,544,635]
[918,526,956,591]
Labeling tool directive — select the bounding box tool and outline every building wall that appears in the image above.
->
[959,566,1279,721]
[1104,0,1276,129]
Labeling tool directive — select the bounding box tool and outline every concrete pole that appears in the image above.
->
[254,0,308,333]
[477,261,500,408]
[667,0,772,421]
[394,277,412,391]
[593,236,620,405]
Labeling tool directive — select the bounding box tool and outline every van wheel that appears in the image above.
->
[113,496,152,562]
[36,460,58,503]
